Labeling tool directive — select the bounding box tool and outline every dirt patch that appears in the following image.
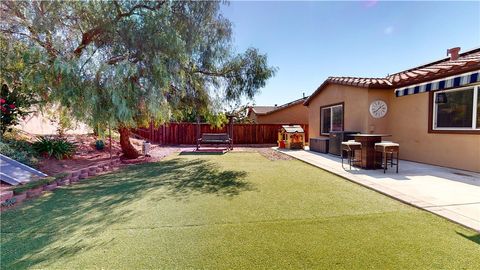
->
[38,138,289,175]
[142,145,292,161]
[231,147,292,161]
[255,148,292,161]
[38,135,182,175]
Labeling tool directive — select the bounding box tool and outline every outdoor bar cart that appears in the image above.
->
[328,131,359,155]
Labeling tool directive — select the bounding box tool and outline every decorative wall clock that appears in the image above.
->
[369,100,388,118]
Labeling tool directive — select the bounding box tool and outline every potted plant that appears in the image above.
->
[95,140,105,150]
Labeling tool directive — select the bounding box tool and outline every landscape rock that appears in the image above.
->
[43,183,58,191]
[88,169,97,176]
[12,193,27,203]
[57,179,70,186]
[27,187,43,198]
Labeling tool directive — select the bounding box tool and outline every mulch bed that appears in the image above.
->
[38,134,128,175]
[254,148,293,161]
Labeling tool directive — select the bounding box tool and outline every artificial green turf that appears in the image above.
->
[1,152,479,269]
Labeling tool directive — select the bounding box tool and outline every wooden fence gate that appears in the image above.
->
[133,123,308,145]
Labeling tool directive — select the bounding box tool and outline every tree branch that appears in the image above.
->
[190,63,235,77]
[73,27,104,58]
[80,48,98,74]
[73,1,166,58]
[1,29,41,45]
[113,1,166,19]
[106,55,127,65]
[191,67,238,78]
[1,27,58,61]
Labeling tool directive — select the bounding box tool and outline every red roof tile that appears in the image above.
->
[386,48,480,87]
[303,77,392,105]
[326,76,392,87]
[304,47,480,105]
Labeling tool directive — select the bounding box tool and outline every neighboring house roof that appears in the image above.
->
[249,96,309,116]
[249,106,276,115]
[304,47,480,105]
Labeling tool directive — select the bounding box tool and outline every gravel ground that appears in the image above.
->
[234,147,292,161]
[143,144,292,161]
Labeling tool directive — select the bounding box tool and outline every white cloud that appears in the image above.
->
[384,26,394,35]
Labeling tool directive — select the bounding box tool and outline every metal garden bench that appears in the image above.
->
[196,133,233,150]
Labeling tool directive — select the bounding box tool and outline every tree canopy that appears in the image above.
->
[0,35,45,135]
[1,0,276,157]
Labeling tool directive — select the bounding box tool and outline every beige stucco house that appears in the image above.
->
[304,47,480,172]
[247,96,309,124]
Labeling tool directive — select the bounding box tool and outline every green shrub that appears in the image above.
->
[32,137,76,159]
[11,177,55,195]
[0,138,39,167]
[1,197,16,207]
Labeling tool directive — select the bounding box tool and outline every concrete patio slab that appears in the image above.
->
[275,147,480,232]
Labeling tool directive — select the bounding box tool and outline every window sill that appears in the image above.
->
[428,129,480,134]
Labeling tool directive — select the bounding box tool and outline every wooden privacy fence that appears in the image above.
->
[133,123,308,145]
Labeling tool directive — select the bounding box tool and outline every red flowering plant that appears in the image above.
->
[1,84,31,135]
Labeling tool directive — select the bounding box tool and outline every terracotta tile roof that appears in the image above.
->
[249,96,308,115]
[387,48,480,87]
[304,47,480,105]
[327,76,392,88]
[304,77,392,105]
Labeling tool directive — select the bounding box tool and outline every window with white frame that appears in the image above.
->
[321,104,343,135]
[433,85,479,130]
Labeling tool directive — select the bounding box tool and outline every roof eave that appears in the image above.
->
[259,97,309,114]
[388,47,480,79]
[303,80,391,106]
[393,63,480,88]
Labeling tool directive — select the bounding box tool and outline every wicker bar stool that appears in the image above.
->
[341,140,362,170]
[374,142,400,173]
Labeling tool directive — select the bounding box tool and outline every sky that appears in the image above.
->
[221,0,480,106]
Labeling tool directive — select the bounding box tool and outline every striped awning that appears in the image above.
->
[395,71,480,97]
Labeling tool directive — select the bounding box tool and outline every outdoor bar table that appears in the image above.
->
[353,134,391,169]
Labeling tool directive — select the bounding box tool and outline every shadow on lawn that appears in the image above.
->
[0,158,251,269]
[457,232,480,245]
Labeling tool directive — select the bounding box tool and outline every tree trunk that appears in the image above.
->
[118,127,140,159]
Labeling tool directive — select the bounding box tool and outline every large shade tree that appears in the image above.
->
[0,35,46,135]
[1,0,275,158]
